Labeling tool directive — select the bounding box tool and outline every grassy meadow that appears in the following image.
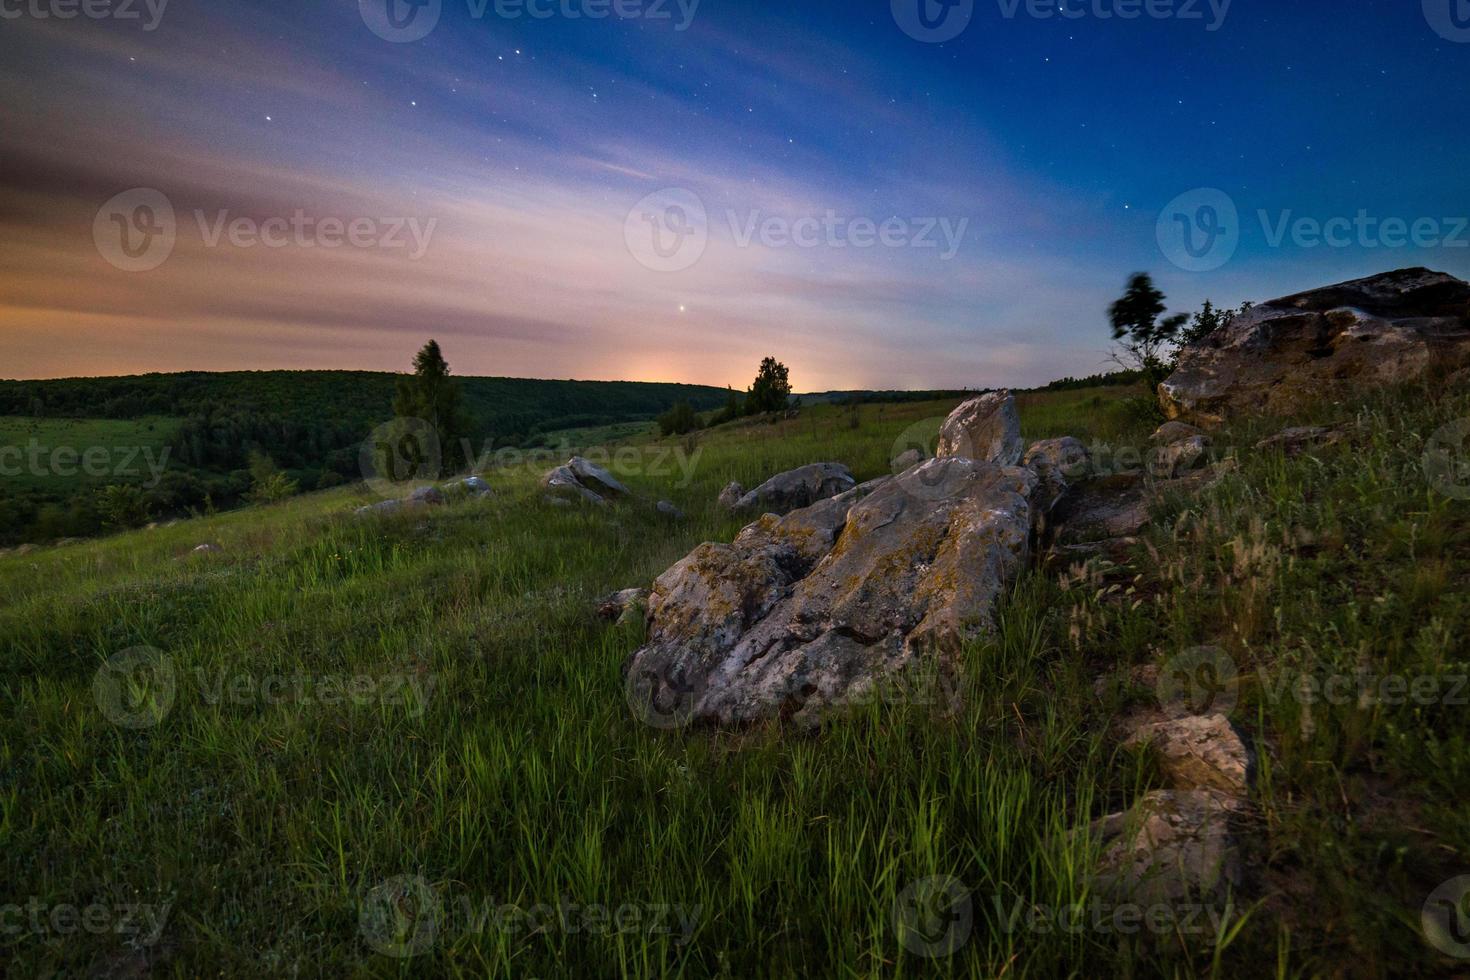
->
[3,381,1469,977]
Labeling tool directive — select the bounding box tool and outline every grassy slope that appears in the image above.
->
[2,383,1467,977]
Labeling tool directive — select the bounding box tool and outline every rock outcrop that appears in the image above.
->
[625,459,1035,728]
[728,462,856,516]
[936,391,1024,465]
[1089,706,1256,902]
[1160,268,1470,425]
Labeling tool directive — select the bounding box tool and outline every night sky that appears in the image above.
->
[2,0,1467,388]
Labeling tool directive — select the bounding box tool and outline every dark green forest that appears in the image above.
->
[0,371,730,545]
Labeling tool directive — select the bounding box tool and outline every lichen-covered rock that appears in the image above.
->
[731,463,856,516]
[1149,435,1210,479]
[626,459,1035,728]
[1090,789,1247,904]
[1151,420,1204,445]
[1160,268,1470,425]
[1124,713,1253,796]
[936,391,1023,465]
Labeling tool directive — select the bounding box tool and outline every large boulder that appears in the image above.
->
[730,462,855,516]
[1160,268,1470,425]
[542,456,630,505]
[936,391,1024,465]
[625,459,1036,728]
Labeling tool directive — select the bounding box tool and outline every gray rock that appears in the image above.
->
[1161,268,1470,425]
[890,448,925,473]
[656,500,686,520]
[1123,713,1253,796]
[1254,425,1346,457]
[1151,420,1204,445]
[716,481,745,511]
[407,486,446,507]
[731,462,856,516]
[936,391,1024,465]
[193,543,222,554]
[1023,436,1091,523]
[1089,790,1247,904]
[542,456,629,505]
[626,459,1035,728]
[1049,473,1152,544]
[356,499,404,518]
[1149,435,1210,479]
[455,476,494,495]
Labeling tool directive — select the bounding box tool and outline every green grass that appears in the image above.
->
[2,384,1467,977]
[0,416,181,490]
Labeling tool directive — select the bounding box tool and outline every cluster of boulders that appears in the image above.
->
[541,455,684,518]
[1160,267,1470,425]
[1087,693,1256,904]
[625,391,1054,728]
[355,477,492,517]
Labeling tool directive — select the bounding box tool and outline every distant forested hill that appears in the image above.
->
[0,371,730,445]
[0,371,730,544]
